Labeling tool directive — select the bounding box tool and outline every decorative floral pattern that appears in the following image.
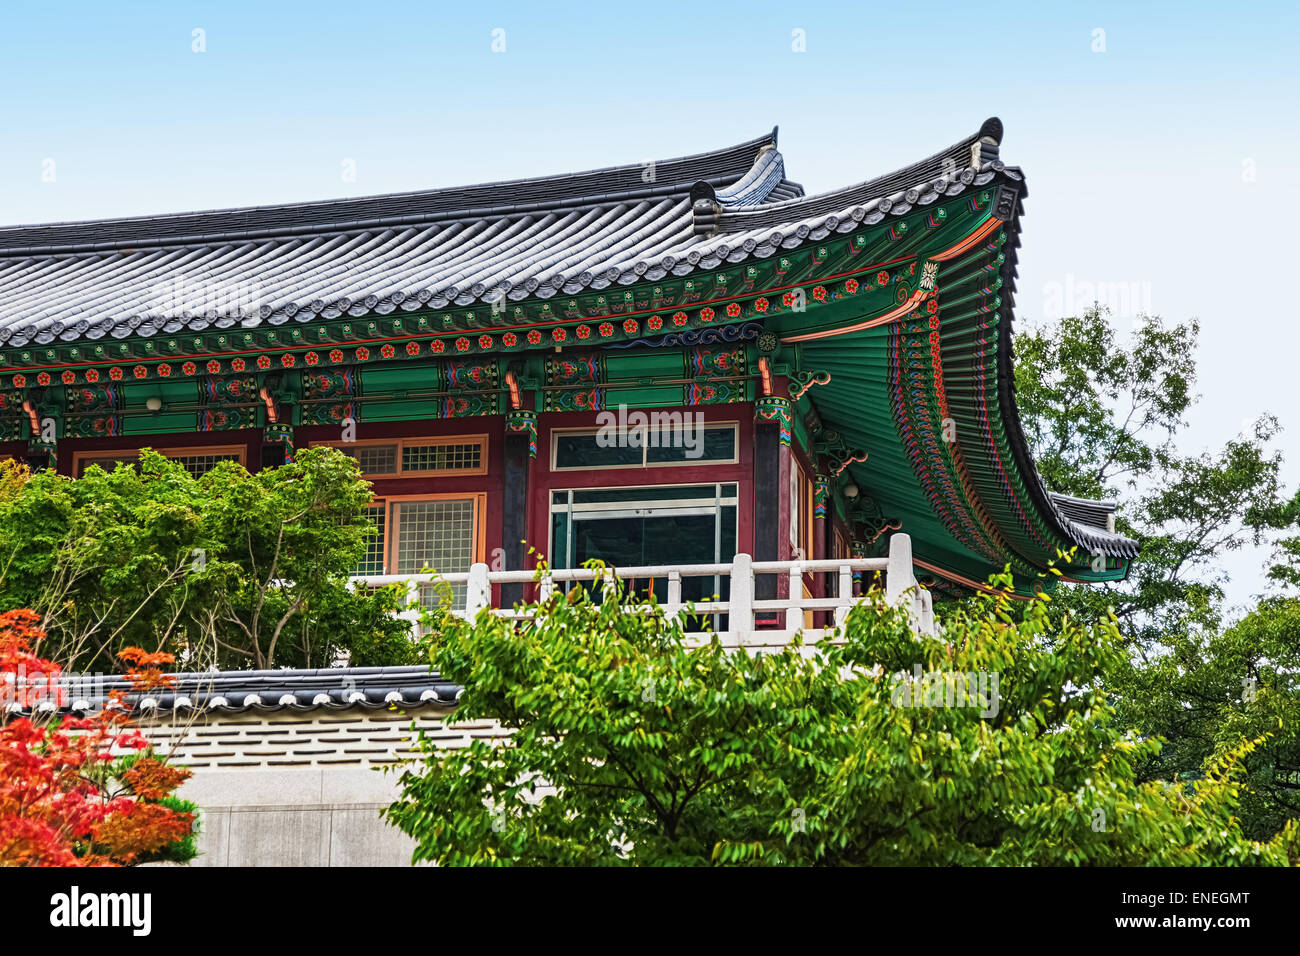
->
[527,330,542,345]
[380,343,396,359]
[354,347,370,362]
[304,352,320,366]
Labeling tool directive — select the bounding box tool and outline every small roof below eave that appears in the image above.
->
[30,665,463,716]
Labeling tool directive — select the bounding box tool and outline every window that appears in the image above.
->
[355,504,387,576]
[312,435,488,478]
[549,483,737,617]
[551,422,738,471]
[790,461,814,559]
[73,446,245,479]
[353,494,485,607]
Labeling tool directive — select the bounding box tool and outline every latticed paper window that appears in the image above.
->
[394,498,476,606]
[354,444,398,475]
[77,452,239,478]
[77,457,131,477]
[173,453,241,478]
[354,504,387,576]
[402,442,482,473]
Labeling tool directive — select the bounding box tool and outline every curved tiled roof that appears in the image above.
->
[0,125,1010,348]
[0,131,806,347]
[20,665,462,716]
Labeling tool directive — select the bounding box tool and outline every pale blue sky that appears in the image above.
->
[2,0,1296,609]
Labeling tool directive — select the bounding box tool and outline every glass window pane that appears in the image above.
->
[554,432,641,469]
[645,426,736,464]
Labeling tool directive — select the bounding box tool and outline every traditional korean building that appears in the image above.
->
[0,118,1136,601]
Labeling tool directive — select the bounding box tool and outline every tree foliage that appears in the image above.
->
[1014,306,1299,841]
[0,609,197,866]
[1014,308,1289,642]
[0,448,412,670]
[386,578,1298,866]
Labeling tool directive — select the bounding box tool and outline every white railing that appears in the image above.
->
[350,533,935,647]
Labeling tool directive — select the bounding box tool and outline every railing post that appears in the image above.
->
[885,533,915,607]
[465,563,491,619]
[539,569,554,602]
[665,570,683,622]
[918,589,936,636]
[785,565,802,639]
[729,554,753,647]
[834,562,853,629]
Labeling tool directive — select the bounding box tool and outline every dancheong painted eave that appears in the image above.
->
[0,117,1137,591]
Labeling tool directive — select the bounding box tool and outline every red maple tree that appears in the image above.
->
[0,609,196,866]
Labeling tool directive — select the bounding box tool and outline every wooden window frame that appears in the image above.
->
[311,434,489,479]
[71,445,247,476]
[549,422,740,473]
[546,481,740,569]
[364,492,488,576]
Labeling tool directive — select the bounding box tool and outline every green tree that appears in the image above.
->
[0,447,412,670]
[1013,308,1289,644]
[385,576,1298,866]
[1014,306,1300,840]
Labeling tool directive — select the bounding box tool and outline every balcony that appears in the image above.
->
[351,533,936,649]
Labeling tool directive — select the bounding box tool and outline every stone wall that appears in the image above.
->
[142,705,508,867]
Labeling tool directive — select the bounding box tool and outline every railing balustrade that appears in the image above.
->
[350,533,936,647]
